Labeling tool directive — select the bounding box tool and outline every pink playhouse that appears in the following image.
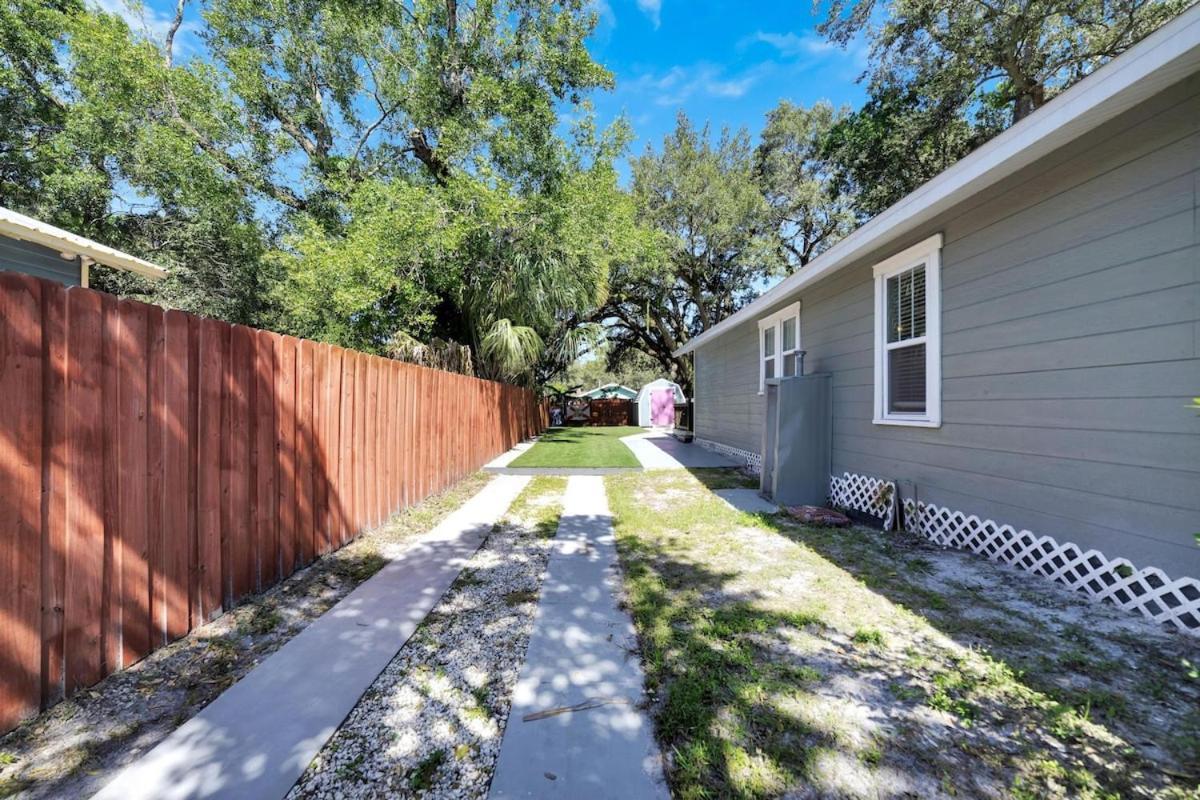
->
[636,379,685,428]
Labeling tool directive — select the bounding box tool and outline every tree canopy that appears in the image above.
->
[1,0,1190,390]
[600,113,776,388]
[819,0,1191,215]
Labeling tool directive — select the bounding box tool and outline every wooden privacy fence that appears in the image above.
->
[0,271,545,733]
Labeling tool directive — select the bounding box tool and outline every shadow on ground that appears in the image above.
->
[608,468,1200,800]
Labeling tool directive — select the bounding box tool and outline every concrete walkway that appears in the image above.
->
[621,431,740,470]
[489,475,669,800]
[484,438,538,469]
[93,475,531,800]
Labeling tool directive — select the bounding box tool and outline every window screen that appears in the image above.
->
[888,344,926,413]
[886,265,926,414]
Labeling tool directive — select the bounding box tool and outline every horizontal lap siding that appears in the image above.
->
[694,320,762,453]
[695,74,1200,572]
[0,238,81,286]
[0,283,546,734]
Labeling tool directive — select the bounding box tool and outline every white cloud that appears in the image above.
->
[636,0,662,29]
[749,30,870,69]
[627,63,762,107]
[753,31,836,57]
[92,0,198,53]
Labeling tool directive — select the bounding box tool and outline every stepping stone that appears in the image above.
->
[92,475,531,800]
[716,488,780,515]
[489,475,669,800]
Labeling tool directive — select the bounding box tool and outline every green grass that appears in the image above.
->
[606,467,1200,800]
[508,426,643,468]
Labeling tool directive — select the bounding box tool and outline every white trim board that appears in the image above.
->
[675,3,1200,356]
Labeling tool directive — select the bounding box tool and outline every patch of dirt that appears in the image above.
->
[0,473,491,800]
[606,468,1200,800]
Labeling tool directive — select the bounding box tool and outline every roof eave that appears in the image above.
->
[0,208,168,281]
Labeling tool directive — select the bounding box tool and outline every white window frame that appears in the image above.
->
[872,233,942,428]
[757,301,801,394]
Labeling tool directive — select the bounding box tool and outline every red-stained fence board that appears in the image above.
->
[254,331,277,587]
[366,356,379,527]
[161,311,190,641]
[227,326,254,601]
[398,364,412,510]
[145,305,166,650]
[337,351,355,545]
[117,300,151,668]
[312,344,329,556]
[276,337,297,577]
[195,318,225,624]
[324,347,343,548]
[353,352,367,535]
[62,288,105,692]
[296,339,315,566]
[380,360,393,518]
[40,280,67,705]
[0,273,44,731]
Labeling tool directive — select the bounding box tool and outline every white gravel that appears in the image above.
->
[286,480,563,800]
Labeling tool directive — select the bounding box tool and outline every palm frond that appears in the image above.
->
[480,318,544,379]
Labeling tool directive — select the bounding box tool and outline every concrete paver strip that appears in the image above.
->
[484,466,641,476]
[92,474,531,800]
[488,475,669,800]
[620,431,740,470]
[715,488,780,515]
[484,438,537,469]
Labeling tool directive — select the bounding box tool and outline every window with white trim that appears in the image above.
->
[873,234,942,427]
[758,302,801,393]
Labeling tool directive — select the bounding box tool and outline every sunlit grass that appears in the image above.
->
[509,426,643,468]
[607,468,1200,799]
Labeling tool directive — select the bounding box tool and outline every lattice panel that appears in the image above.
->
[904,499,1200,635]
[829,472,898,530]
[695,438,762,473]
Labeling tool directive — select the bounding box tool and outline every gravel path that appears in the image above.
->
[287,476,566,800]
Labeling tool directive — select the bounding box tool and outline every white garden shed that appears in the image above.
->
[635,379,685,428]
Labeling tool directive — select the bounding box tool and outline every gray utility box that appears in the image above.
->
[761,374,832,507]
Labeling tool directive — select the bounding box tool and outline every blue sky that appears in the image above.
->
[103,0,869,175]
[586,0,869,161]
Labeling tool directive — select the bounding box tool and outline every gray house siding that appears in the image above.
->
[693,73,1200,575]
[0,236,82,285]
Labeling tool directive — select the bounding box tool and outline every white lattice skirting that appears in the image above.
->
[695,438,762,474]
[829,471,899,530]
[902,497,1200,635]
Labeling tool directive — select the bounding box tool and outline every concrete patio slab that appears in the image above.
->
[621,431,741,470]
[92,474,531,800]
[715,488,779,515]
[488,475,668,800]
